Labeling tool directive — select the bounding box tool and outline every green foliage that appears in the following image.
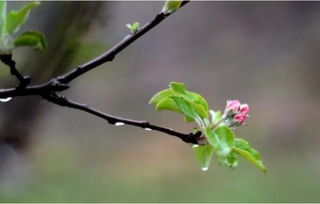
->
[150,82,267,174]
[192,144,214,171]
[205,126,234,158]
[149,82,208,122]
[6,2,40,35]
[0,1,45,54]
[233,138,267,173]
[14,31,46,51]
[126,22,140,34]
[162,0,182,14]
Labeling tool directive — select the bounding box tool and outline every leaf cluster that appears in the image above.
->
[0,1,46,54]
[150,82,267,173]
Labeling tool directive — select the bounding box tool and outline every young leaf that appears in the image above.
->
[193,144,214,171]
[155,98,180,112]
[170,82,209,118]
[149,89,175,106]
[0,0,7,35]
[6,1,40,35]
[210,110,222,123]
[14,31,46,51]
[188,92,209,111]
[162,0,182,14]
[205,126,234,157]
[223,151,238,169]
[170,96,198,121]
[170,81,186,94]
[233,138,267,174]
[0,1,10,54]
[126,22,140,34]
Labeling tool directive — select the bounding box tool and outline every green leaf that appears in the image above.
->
[6,1,40,35]
[0,0,9,54]
[188,92,209,111]
[155,98,180,112]
[0,0,7,34]
[205,126,234,157]
[170,81,186,94]
[149,89,175,105]
[233,138,267,174]
[149,82,209,120]
[223,152,238,169]
[170,96,198,121]
[162,0,182,14]
[210,110,222,123]
[14,31,46,51]
[170,82,209,118]
[126,22,140,34]
[193,145,214,171]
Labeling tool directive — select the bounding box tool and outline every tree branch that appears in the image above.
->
[0,54,31,88]
[0,1,202,144]
[57,1,190,84]
[44,93,201,144]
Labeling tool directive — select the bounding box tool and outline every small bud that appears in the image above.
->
[239,104,249,115]
[233,113,246,125]
[126,22,140,34]
[223,100,250,128]
[226,100,241,113]
[162,0,182,14]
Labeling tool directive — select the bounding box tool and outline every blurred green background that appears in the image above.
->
[0,1,320,202]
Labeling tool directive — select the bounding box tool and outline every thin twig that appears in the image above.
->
[0,54,31,88]
[44,93,201,144]
[57,1,190,84]
[0,1,201,144]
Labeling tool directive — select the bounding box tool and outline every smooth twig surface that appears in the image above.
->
[0,54,31,88]
[0,1,202,144]
[58,1,189,84]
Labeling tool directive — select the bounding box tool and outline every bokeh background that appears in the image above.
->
[0,1,320,202]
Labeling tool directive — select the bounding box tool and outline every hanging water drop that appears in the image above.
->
[144,128,152,131]
[192,144,199,148]
[201,167,208,171]
[0,97,12,103]
[114,122,125,126]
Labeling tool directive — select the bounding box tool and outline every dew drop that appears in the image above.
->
[192,144,199,148]
[201,167,208,172]
[0,97,12,103]
[144,128,152,131]
[114,122,125,126]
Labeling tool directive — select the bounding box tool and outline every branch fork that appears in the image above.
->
[0,1,200,144]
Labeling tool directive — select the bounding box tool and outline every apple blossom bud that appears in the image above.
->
[226,100,241,112]
[223,100,250,128]
[239,104,249,115]
[233,113,246,125]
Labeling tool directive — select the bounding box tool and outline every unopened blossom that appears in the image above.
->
[233,113,247,125]
[225,100,241,113]
[223,100,250,127]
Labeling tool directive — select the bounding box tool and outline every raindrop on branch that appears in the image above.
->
[0,97,12,103]
[114,122,125,126]
[144,128,152,131]
[201,167,208,172]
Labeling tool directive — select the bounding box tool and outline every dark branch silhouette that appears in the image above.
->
[0,1,202,144]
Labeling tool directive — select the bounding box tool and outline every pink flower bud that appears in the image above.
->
[233,113,246,125]
[226,100,241,112]
[239,104,249,115]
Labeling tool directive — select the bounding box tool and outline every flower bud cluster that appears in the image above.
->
[223,100,249,127]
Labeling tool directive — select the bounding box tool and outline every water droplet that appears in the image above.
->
[0,97,12,103]
[114,122,125,126]
[201,167,208,171]
[192,144,199,148]
[144,128,152,131]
